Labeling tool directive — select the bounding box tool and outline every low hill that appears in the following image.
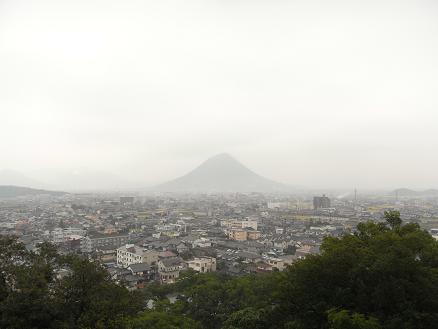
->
[0,185,66,198]
[0,169,45,188]
[393,188,438,197]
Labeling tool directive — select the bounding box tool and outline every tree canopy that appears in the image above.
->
[0,238,142,329]
[275,211,438,329]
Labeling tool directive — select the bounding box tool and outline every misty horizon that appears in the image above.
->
[1,153,438,192]
[1,0,438,190]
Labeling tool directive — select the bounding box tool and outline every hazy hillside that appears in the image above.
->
[30,168,134,191]
[393,188,438,197]
[0,185,66,198]
[155,153,289,193]
[0,170,45,188]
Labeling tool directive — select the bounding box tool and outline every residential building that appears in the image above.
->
[313,195,331,209]
[51,227,86,244]
[117,244,145,268]
[158,257,184,284]
[247,230,261,240]
[82,233,129,253]
[228,228,260,241]
[228,229,247,241]
[265,257,286,271]
[127,263,155,282]
[186,257,217,273]
[221,219,258,231]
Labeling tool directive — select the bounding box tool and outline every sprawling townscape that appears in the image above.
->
[2,191,438,290]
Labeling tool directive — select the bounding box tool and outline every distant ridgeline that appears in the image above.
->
[1,211,438,329]
[0,185,66,198]
[393,188,438,197]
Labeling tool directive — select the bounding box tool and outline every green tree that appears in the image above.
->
[0,239,58,329]
[221,307,268,329]
[384,210,402,229]
[126,311,202,329]
[328,310,381,329]
[54,256,143,329]
[275,211,438,329]
[0,237,143,329]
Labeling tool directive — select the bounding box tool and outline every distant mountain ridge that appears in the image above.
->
[0,168,133,191]
[0,185,66,198]
[393,188,438,197]
[31,168,131,191]
[0,169,45,188]
[155,153,289,192]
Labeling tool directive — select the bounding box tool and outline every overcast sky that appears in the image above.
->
[1,0,438,190]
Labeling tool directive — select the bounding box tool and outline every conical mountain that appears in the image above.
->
[155,153,288,192]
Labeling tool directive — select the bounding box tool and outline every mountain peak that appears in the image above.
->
[197,153,248,172]
[208,153,235,160]
[201,153,241,167]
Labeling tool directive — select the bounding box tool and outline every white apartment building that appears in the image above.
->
[221,219,258,231]
[51,227,86,244]
[116,244,160,268]
[186,257,217,273]
[117,244,145,268]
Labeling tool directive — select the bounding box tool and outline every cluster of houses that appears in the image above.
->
[2,193,363,290]
[221,219,261,241]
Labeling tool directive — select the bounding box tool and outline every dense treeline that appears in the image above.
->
[0,238,142,329]
[1,211,438,329]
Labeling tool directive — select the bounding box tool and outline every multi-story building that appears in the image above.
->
[228,228,261,241]
[117,244,145,268]
[158,257,184,284]
[228,229,248,241]
[313,195,331,210]
[154,222,186,237]
[51,227,86,244]
[186,257,216,273]
[116,244,161,268]
[221,219,258,231]
[82,233,129,253]
[247,230,261,240]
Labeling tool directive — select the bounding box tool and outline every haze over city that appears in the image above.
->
[3,2,438,329]
[1,0,438,190]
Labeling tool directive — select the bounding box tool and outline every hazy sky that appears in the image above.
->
[1,0,438,189]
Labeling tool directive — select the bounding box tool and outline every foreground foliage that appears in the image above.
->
[276,211,438,329]
[1,211,437,328]
[0,239,142,329]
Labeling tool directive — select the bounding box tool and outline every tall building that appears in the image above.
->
[313,195,331,210]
